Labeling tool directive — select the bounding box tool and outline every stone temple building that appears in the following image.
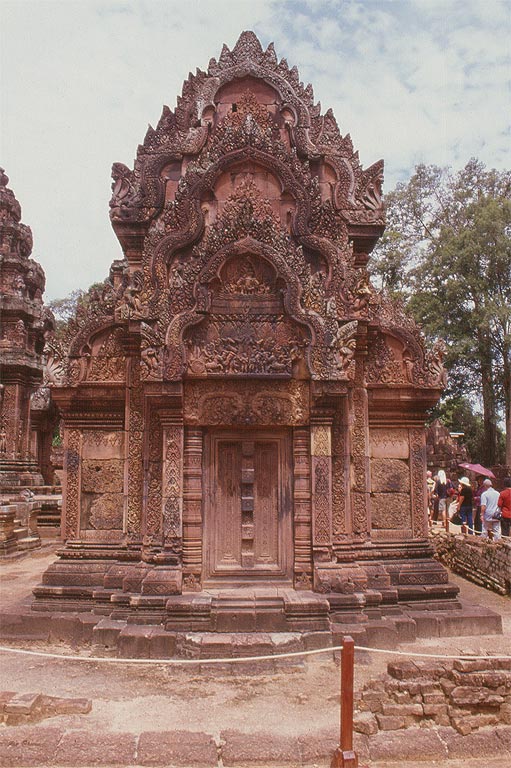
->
[0,169,54,490]
[35,33,466,636]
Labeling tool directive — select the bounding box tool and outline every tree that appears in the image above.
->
[47,282,107,341]
[370,160,511,467]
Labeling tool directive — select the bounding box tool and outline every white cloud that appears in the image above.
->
[1,0,509,299]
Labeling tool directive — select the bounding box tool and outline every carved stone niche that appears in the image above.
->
[79,430,125,539]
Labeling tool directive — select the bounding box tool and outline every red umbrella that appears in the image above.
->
[458,462,496,479]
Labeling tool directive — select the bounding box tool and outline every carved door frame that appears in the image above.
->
[203,427,293,586]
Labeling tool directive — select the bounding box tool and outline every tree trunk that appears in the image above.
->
[503,342,511,471]
[478,326,498,465]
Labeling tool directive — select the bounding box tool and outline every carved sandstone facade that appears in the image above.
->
[36,33,451,623]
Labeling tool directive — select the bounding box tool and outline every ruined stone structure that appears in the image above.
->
[36,33,460,632]
[0,170,53,489]
[426,418,469,479]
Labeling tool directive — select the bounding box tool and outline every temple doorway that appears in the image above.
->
[203,429,293,586]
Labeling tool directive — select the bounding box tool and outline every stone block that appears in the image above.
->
[118,625,153,658]
[500,703,511,724]
[0,691,15,718]
[39,695,91,717]
[49,612,83,643]
[55,730,137,765]
[0,725,63,766]
[353,711,378,735]
[221,728,301,765]
[79,613,100,642]
[370,458,410,492]
[368,728,447,761]
[138,730,218,766]
[91,618,126,649]
[371,493,411,529]
[4,693,41,724]
[387,661,418,680]
[297,726,340,763]
[423,702,448,717]
[496,726,511,752]
[450,685,504,707]
[440,726,509,757]
[0,610,52,640]
[382,702,424,717]
[150,629,177,659]
[141,567,182,595]
[376,714,405,730]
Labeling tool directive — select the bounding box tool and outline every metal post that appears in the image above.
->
[331,636,363,768]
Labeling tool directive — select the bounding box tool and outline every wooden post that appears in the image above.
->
[331,636,364,768]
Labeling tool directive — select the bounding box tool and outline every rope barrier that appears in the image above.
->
[1,643,510,664]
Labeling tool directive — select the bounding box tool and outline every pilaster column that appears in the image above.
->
[410,427,429,539]
[182,427,203,589]
[161,415,184,551]
[125,358,143,539]
[311,417,333,557]
[293,427,313,586]
[63,426,81,540]
[350,360,371,538]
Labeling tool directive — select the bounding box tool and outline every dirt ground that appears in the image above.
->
[0,546,510,767]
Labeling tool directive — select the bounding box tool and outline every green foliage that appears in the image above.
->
[371,159,511,465]
[47,282,107,341]
[428,396,505,465]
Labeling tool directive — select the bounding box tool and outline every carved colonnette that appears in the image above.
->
[182,427,203,590]
[293,427,312,588]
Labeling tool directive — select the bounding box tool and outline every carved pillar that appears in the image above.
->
[350,360,371,538]
[311,418,332,558]
[63,427,81,540]
[145,410,162,538]
[125,358,143,539]
[161,416,184,553]
[1,386,17,459]
[293,427,312,588]
[332,398,349,541]
[410,427,429,539]
[182,427,203,589]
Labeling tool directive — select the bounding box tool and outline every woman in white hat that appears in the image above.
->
[457,476,474,533]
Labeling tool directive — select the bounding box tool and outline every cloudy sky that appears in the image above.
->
[1,0,510,301]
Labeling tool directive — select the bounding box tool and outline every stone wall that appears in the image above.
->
[431,529,511,596]
[355,657,511,736]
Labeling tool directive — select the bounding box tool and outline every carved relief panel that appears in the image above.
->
[369,428,412,536]
[80,430,125,539]
[183,253,309,378]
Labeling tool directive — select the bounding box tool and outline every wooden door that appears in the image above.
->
[204,430,292,584]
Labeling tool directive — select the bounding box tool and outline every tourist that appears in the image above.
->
[426,470,435,522]
[473,475,484,534]
[434,470,449,526]
[480,479,501,541]
[498,478,511,538]
[457,477,474,533]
